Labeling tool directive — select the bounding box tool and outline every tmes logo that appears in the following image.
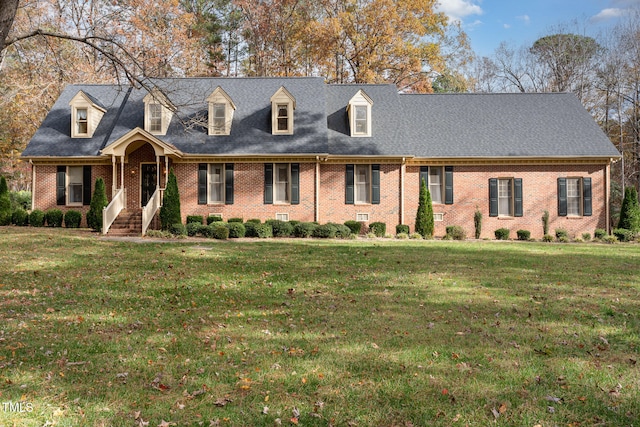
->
[2,401,34,413]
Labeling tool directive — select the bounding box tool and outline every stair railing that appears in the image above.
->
[102,188,125,235]
[142,188,162,236]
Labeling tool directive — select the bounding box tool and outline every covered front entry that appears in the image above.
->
[141,164,158,207]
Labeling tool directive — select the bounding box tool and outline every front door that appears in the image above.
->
[141,164,157,207]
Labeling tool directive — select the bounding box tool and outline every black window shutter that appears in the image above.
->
[56,166,66,206]
[264,163,273,204]
[225,164,234,205]
[419,166,429,192]
[582,177,592,216]
[345,164,354,205]
[514,178,523,217]
[291,163,300,205]
[557,178,567,217]
[371,164,380,205]
[82,165,92,205]
[198,164,207,204]
[489,178,498,217]
[445,166,454,205]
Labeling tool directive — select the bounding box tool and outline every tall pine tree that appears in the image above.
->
[415,178,434,239]
[0,176,11,226]
[86,178,108,231]
[160,169,181,230]
[618,186,640,232]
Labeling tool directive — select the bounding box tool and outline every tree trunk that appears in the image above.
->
[0,0,19,54]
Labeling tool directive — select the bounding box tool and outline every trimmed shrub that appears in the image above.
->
[160,170,181,230]
[396,224,410,235]
[266,219,293,237]
[618,186,640,232]
[415,178,434,238]
[396,232,409,239]
[516,229,530,241]
[0,176,10,226]
[494,228,510,240]
[45,209,64,227]
[10,190,31,211]
[555,228,568,239]
[542,234,554,242]
[87,178,108,232]
[64,210,82,228]
[332,223,352,239]
[613,228,636,242]
[288,220,300,227]
[445,225,466,240]
[344,220,362,235]
[253,223,272,238]
[170,223,187,236]
[594,228,607,240]
[227,222,246,238]
[246,218,261,224]
[186,222,205,237]
[228,217,244,223]
[409,232,422,239]
[213,225,229,240]
[542,210,550,236]
[29,210,45,227]
[186,215,203,225]
[474,208,482,239]
[582,232,591,241]
[293,222,317,238]
[244,222,258,237]
[11,209,29,226]
[313,223,337,238]
[207,215,223,225]
[602,235,618,244]
[369,222,386,237]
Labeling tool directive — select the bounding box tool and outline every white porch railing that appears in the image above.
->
[102,188,125,235]
[142,188,162,236]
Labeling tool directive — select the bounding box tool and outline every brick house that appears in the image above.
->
[21,77,620,238]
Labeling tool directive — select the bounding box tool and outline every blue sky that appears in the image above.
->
[436,0,640,57]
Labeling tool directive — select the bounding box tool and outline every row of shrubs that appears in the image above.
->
[493,227,636,243]
[6,208,83,228]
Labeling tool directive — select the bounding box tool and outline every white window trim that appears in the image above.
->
[433,213,444,222]
[207,87,236,136]
[566,177,583,217]
[66,166,84,206]
[356,213,370,222]
[348,90,373,137]
[497,178,514,217]
[208,163,226,205]
[273,163,291,204]
[429,166,444,204]
[143,89,174,136]
[69,91,106,138]
[270,87,296,135]
[275,213,289,221]
[354,164,371,205]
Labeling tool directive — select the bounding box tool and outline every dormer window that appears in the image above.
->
[69,91,106,138]
[207,87,235,136]
[270,87,295,135]
[348,90,373,137]
[143,89,174,136]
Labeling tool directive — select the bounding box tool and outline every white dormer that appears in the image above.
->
[143,89,174,136]
[270,86,296,135]
[69,91,106,138]
[347,90,373,137]
[207,87,236,136]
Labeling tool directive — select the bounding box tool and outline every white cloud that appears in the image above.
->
[516,15,531,25]
[436,0,483,23]
[590,8,626,23]
[503,24,511,29]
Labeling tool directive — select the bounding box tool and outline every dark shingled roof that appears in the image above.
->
[22,77,620,159]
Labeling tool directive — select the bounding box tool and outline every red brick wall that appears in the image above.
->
[405,164,608,239]
[33,164,112,227]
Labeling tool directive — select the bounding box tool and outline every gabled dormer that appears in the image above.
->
[143,88,175,136]
[347,90,373,137]
[69,91,107,138]
[207,87,236,136]
[270,86,296,135]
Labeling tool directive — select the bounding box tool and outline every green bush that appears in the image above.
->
[0,176,11,226]
[344,220,362,235]
[558,236,570,243]
[186,222,204,237]
[227,222,246,238]
[415,179,434,238]
[228,217,244,223]
[494,228,510,240]
[612,228,636,242]
[594,228,607,239]
[369,222,386,237]
[253,223,272,238]
[186,215,203,225]
[409,232,422,239]
[203,224,229,239]
[207,215,223,225]
[602,235,618,244]
[266,219,293,237]
[10,190,31,211]
[246,218,261,224]
[87,178,108,232]
[542,234,554,242]
[11,209,29,226]
[170,223,187,236]
[516,229,530,241]
[542,210,550,236]
[160,170,181,230]
[445,225,466,240]
[396,232,409,239]
[45,209,64,227]
[474,208,482,239]
[293,222,317,238]
[29,210,45,227]
[288,220,300,227]
[332,223,352,239]
[313,223,337,238]
[396,224,410,235]
[617,186,640,232]
[582,232,591,241]
[555,228,568,239]
[64,210,82,228]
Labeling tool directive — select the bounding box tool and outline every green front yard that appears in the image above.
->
[0,228,638,426]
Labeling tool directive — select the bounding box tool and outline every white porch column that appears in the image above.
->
[31,162,36,210]
[156,155,160,189]
[315,157,320,223]
[112,156,117,196]
[164,156,169,187]
[400,158,405,226]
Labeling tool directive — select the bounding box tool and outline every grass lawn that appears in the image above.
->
[0,227,639,427]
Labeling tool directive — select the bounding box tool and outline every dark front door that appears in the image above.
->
[141,164,157,207]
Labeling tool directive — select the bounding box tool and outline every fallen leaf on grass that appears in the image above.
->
[214,396,233,407]
[545,395,564,403]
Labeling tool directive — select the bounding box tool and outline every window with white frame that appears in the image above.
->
[355,165,370,204]
[429,167,443,204]
[67,166,84,205]
[348,90,373,137]
[207,87,236,136]
[274,164,290,203]
[76,108,88,135]
[354,106,368,134]
[271,87,295,135]
[276,213,289,221]
[208,164,224,204]
[149,104,162,133]
[69,91,106,138]
[566,178,581,216]
[212,104,226,134]
[498,178,513,216]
